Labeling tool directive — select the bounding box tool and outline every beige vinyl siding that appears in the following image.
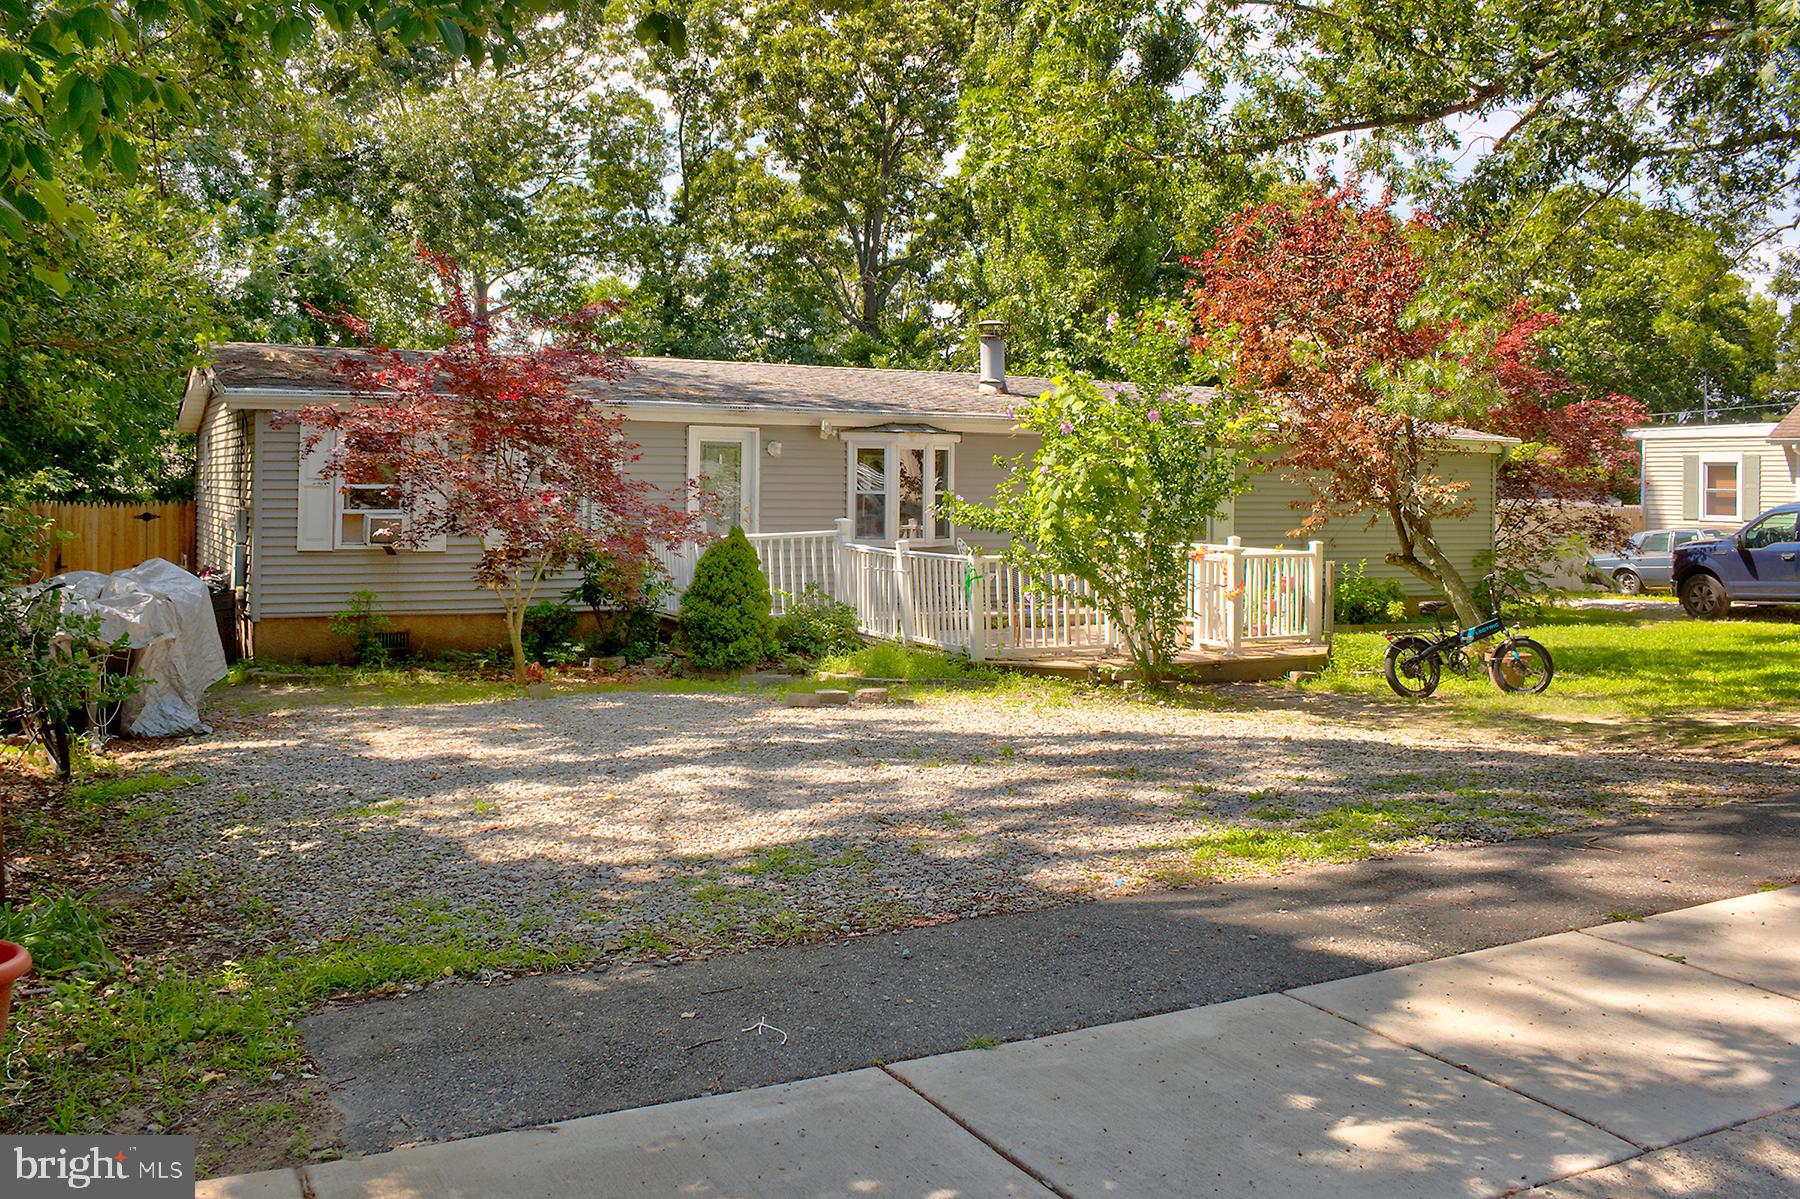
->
[251,412,1033,618]
[194,399,250,574]
[1230,449,1501,593]
[1639,435,1798,529]
[254,413,522,619]
[622,420,1027,539]
[949,432,1029,549]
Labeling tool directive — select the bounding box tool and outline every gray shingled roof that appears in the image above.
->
[1771,397,1800,442]
[203,342,1058,418]
[192,342,1512,445]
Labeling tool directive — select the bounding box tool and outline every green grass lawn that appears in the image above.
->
[1315,605,1800,743]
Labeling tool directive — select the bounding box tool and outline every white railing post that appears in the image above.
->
[1306,540,1327,643]
[1225,535,1245,654]
[832,518,854,608]
[1188,544,1204,649]
[964,549,986,662]
[894,538,914,644]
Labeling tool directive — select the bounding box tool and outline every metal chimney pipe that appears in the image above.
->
[977,320,1008,395]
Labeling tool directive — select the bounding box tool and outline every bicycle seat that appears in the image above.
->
[1417,600,1448,616]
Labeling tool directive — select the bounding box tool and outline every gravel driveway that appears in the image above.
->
[133,686,1793,959]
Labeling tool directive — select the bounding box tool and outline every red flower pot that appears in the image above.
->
[0,940,31,1037]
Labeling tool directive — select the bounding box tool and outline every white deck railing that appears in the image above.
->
[653,525,1327,658]
[1185,537,1327,653]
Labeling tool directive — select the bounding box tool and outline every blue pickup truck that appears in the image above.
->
[1672,502,1800,618]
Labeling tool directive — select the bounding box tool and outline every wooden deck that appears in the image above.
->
[996,641,1330,683]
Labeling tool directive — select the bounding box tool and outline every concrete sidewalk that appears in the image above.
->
[204,886,1800,1199]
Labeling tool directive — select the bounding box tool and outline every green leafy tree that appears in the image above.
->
[0,194,219,499]
[944,304,1267,677]
[1198,0,1800,256]
[193,22,668,338]
[1,1,684,500]
[721,0,970,349]
[1498,192,1786,417]
[950,0,1263,372]
[676,527,776,671]
[602,0,819,359]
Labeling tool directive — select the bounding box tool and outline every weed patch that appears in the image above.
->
[67,772,203,806]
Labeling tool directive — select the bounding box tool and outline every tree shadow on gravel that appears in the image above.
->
[142,688,1796,965]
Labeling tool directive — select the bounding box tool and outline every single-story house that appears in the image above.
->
[1626,398,1800,529]
[177,329,1516,661]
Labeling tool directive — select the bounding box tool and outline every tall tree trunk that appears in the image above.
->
[858,270,882,335]
[1386,506,1484,626]
[494,583,530,683]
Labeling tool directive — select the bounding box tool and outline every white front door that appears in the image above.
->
[688,426,758,536]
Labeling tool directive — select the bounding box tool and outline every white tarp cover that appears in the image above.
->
[54,558,227,738]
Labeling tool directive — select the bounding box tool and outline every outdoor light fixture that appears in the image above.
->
[767,441,783,459]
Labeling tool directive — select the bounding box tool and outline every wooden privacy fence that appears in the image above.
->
[656,523,1329,659]
[30,501,196,578]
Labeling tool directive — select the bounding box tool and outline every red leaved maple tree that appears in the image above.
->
[293,251,699,682]
[1480,302,1648,580]
[1190,181,1492,622]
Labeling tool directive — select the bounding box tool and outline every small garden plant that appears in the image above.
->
[521,600,579,665]
[327,589,392,665]
[677,528,777,671]
[568,550,669,663]
[773,587,861,659]
[1333,561,1407,625]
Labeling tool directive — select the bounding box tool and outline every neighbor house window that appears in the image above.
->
[1701,458,1740,519]
[338,463,406,548]
[844,433,958,543]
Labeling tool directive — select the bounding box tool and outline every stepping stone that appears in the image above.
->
[1522,1107,1800,1197]
[1584,886,1800,1000]
[893,993,1631,1199]
[305,1069,1050,1199]
[782,691,822,708]
[815,689,851,705]
[1292,930,1800,1149]
[852,687,889,705]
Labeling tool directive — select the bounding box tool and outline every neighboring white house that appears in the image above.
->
[177,329,1515,661]
[1626,398,1800,530]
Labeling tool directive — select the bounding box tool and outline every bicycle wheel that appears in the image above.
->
[1489,636,1554,694]
[1383,636,1441,698]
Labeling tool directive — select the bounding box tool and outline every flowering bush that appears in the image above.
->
[942,303,1266,677]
